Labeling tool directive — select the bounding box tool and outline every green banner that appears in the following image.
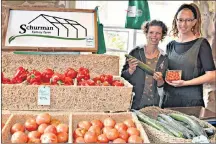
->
[125,0,151,29]
[95,6,106,54]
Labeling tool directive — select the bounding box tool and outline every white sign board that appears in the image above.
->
[3,7,98,52]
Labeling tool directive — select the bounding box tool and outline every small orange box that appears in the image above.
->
[165,70,182,81]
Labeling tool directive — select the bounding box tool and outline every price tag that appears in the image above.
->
[192,135,209,143]
[38,86,50,105]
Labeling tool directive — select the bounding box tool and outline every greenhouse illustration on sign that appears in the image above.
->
[9,14,88,43]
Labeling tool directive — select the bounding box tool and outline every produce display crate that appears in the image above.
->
[2,51,133,111]
[2,52,119,78]
[139,106,216,143]
[2,111,72,143]
[2,110,11,131]
[1,51,151,143]
[2,77,133,111]
[71,111,150,143]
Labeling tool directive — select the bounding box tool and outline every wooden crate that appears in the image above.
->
[2,110,11,131]
[2,111,72,143]
[71,112,150,143]
[2,77,133,111]
[2,52,120,78]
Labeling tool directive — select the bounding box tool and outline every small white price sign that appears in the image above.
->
[38,86,50,105]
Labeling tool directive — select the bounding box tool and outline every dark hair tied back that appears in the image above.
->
[177,4,197,19]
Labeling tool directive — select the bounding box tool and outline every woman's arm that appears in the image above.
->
[166,38,216,87]
[167,70,216,87]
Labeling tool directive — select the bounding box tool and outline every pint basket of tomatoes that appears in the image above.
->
[165,70,182,81]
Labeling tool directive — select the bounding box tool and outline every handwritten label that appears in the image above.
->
[38,86,50,105]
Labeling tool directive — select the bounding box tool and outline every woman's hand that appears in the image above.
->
[153,72,164,86]
[165,80,186,87]
[127,58,139,75]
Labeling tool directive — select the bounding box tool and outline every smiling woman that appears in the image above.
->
[121,20,168,110]
[163,3,216,108]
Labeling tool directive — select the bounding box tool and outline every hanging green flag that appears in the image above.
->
[95,6,106,54]
[125,0,151,29]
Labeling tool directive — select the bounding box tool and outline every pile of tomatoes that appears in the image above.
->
[9,113,68,143]
[73,117,143,143]
[2,67,124,86]
[166,70,181,81]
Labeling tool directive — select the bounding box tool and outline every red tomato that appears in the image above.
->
[91,119,104,129]
[104,74,113,84]
[99,74,106,82]
[112,80,124,86]
[40,132,58,143]
[36,113,51,125]
[10,123,25,134]
[56,123,68,133]
[44,125,57,135]
[88,125,101,136]
[74,137,85,143]
[103,117,116,127]
[115,123,128,132]
[28,131,41,139]
[25,118,38,132]
[84,131,98,143]
[38,123,48,134]
[93,76,101,84]
[113,138,126,143]
[166,71,181,81]
[128,135,143,143]
[123,119,135,128]
[127,127,140,136]
[11,131,28,143]
[105,128,119,141]
[28,138,41,143]
[73,128,87,139]
[97,134,109,143]
[119,130,129,142]
[77,121,92,130]
[57,132,68,143]
[102,126,113,134]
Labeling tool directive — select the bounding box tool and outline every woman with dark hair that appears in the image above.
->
[163,4,216,108]
[190,3,202,37]
[121,20,168,110]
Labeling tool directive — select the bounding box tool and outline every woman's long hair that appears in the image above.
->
[170,3,201,37]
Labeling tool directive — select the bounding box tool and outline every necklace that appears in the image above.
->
[144,45,159,59]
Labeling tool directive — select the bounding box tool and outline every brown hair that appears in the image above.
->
[170,3,201,37]
[141,20,168,41]
[190,3,202,37]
